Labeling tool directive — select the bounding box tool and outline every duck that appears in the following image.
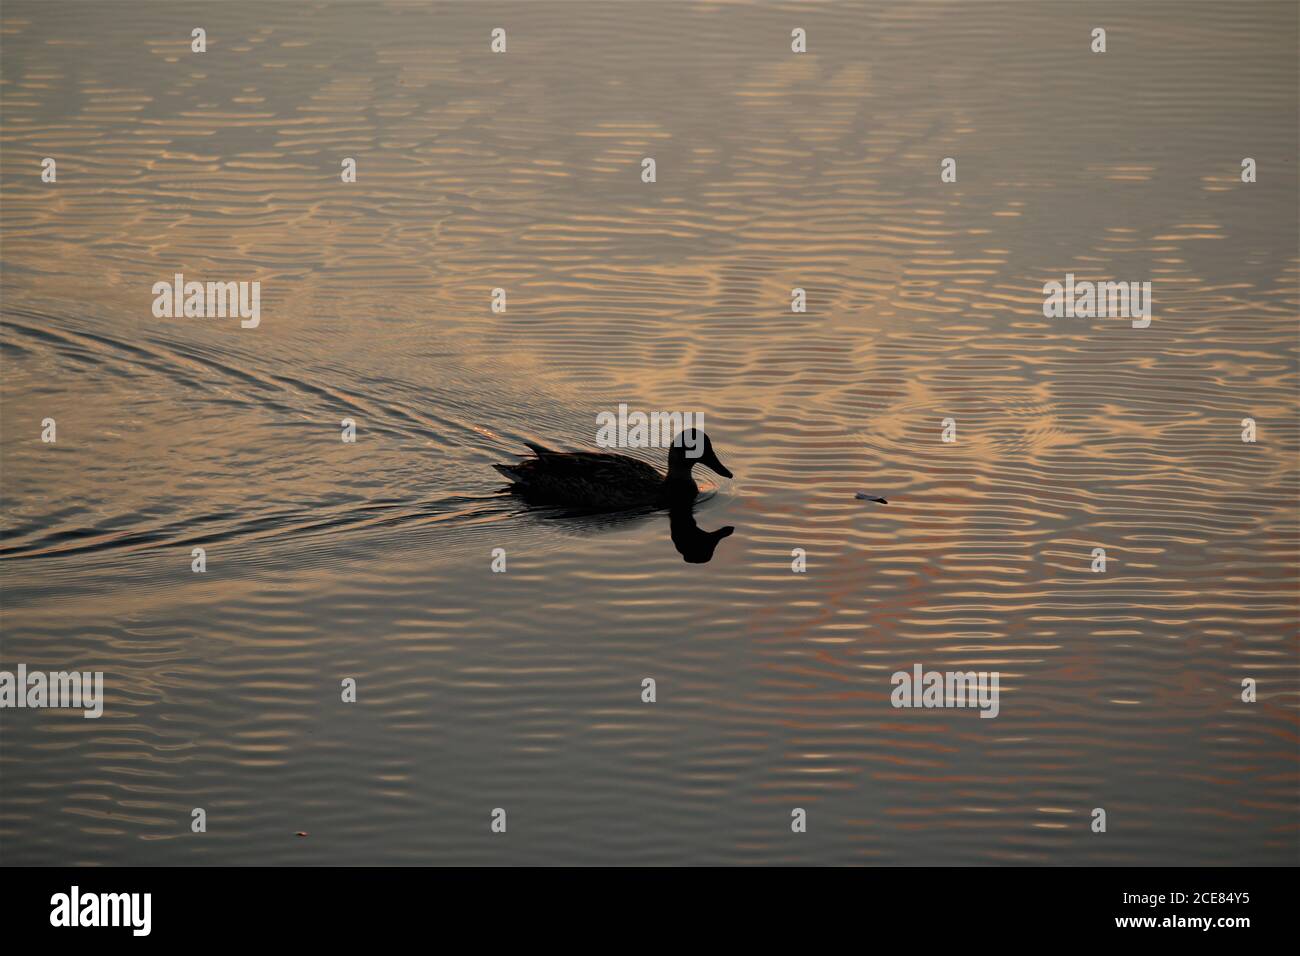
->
[493,428,733,511]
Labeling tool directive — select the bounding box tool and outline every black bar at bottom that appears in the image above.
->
[6,865,1293,942]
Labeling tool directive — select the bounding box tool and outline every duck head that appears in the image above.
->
[667,429,732,481]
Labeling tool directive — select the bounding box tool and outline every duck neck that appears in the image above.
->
[664,451,698,496]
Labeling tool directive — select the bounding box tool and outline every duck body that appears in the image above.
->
[493,430,732,512]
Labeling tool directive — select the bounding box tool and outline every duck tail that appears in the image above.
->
[523,441,557,457]
[493,463,524,482]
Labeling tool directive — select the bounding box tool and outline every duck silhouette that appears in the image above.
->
[493,429,732,511]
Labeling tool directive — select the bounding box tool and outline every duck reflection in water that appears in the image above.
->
[668,505,734,564]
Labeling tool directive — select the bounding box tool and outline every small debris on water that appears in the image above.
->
[855,493,888,503]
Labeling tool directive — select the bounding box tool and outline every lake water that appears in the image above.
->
[1,0,1297,865]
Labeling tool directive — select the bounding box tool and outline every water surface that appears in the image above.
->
[1,1,1297,865]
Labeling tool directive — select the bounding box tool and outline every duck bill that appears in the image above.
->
[703,450,732,479]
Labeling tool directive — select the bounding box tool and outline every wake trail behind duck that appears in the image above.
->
[0,307,611,570]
